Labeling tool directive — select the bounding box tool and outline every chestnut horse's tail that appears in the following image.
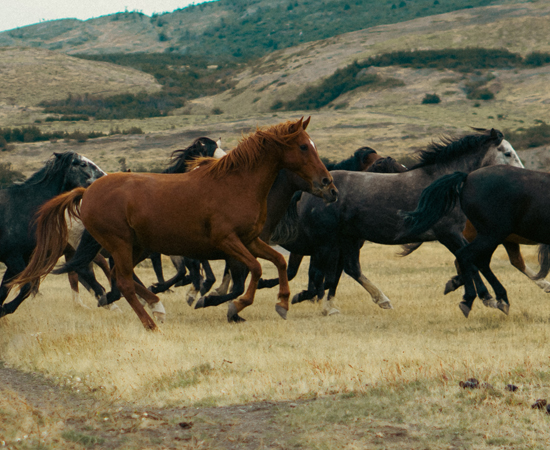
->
[10,188,86,290]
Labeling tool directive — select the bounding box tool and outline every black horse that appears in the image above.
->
[261,156,407,313]
[0,152,105,317]
[400,165,550,318]
[260,129,524,315]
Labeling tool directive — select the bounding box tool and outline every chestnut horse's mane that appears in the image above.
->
[188,120,304,178]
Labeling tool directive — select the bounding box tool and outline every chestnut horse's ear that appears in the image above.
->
[302,116,311,130]
[289,117,304,134]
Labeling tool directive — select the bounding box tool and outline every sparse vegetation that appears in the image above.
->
[505,122,550,149]
[0,162,25,187]
[422,93,441,104]
[0,126,107,144]
[282,48,550,110]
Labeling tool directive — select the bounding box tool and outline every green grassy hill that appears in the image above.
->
[0,0,513,59]
[1,0,550,177]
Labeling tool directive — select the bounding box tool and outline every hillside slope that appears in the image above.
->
[0,0,512,59]
[0,47,160,107]
[186,1,550,116]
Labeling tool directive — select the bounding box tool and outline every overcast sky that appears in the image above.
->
[1,1,216,33]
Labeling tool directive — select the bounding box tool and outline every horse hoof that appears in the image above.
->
[444,279,460,295]
[187,295,196,307]
[378,300,393,310]
[458,302,471,318]
[98,294,109,307]
[497,301,510,315]
[482,296,498,308]
[291,294,303,304]
[275,304,288,320]
[153,312,166,323]
[227,302,238,321]
[194,297,205,309]
[327,307,340,316]
[228,313,246,323]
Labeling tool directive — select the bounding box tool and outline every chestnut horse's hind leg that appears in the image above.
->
[109,248,158,331]
[503,241,550,292]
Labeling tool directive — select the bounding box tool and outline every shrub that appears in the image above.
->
[0,162,25,188]
[468,88,494,101]
[505,122,550,149]
[422,93,441,104]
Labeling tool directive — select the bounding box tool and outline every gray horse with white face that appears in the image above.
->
[268,128,523,315]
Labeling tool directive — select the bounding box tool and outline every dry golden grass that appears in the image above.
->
[2,243,550,448]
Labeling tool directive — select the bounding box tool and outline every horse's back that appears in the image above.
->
[463,166,550,243]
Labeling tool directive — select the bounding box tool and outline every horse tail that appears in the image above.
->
[53,229,103,275]
[399,171,468,238]
[10,188,86,290]
[269,191,302,245]
[533,244,550,280]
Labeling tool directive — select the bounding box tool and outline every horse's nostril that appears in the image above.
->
[331,189,337,197]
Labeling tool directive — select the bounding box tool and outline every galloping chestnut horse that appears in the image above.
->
[13,118,338,330]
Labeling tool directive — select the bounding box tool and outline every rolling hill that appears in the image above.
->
[1,0,550,177]
[0,0,513,59]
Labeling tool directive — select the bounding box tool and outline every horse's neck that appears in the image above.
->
[243,153,283,204]
[421,154,487,180]
[261,171,298,241]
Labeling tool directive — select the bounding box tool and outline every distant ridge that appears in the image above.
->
[0,0,508,60]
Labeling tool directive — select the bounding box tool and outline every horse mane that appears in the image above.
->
[164,137,217,174]
[366,156,407,173]
[11,152,77,190]
[408,129,503,170]
[325,147,377,171]
[187,120,303,178]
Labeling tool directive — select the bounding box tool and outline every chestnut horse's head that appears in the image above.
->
[281,117,338,204]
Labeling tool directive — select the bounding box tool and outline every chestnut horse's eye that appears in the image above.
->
[300,144,308,151]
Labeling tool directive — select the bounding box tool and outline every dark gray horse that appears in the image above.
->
[259,156,407,312]
[0,152,106,317]
[264,129,523,315]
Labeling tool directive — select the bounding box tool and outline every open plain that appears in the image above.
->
[2,243,550,449]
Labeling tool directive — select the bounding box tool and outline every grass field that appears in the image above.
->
[2,242,550,448]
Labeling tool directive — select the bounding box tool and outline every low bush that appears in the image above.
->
[505,122,550,149]
[422,93,441,104]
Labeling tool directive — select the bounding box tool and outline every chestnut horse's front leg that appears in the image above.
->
[247,238,290,319]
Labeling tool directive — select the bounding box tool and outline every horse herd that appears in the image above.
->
[1,117,548,331]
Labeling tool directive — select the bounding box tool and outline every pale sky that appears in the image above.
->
[1,1,217,33]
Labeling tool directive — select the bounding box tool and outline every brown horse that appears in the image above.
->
[12,118,338,330]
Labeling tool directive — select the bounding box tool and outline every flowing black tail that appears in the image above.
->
[399,171,468,238]
[53,229,102,275]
